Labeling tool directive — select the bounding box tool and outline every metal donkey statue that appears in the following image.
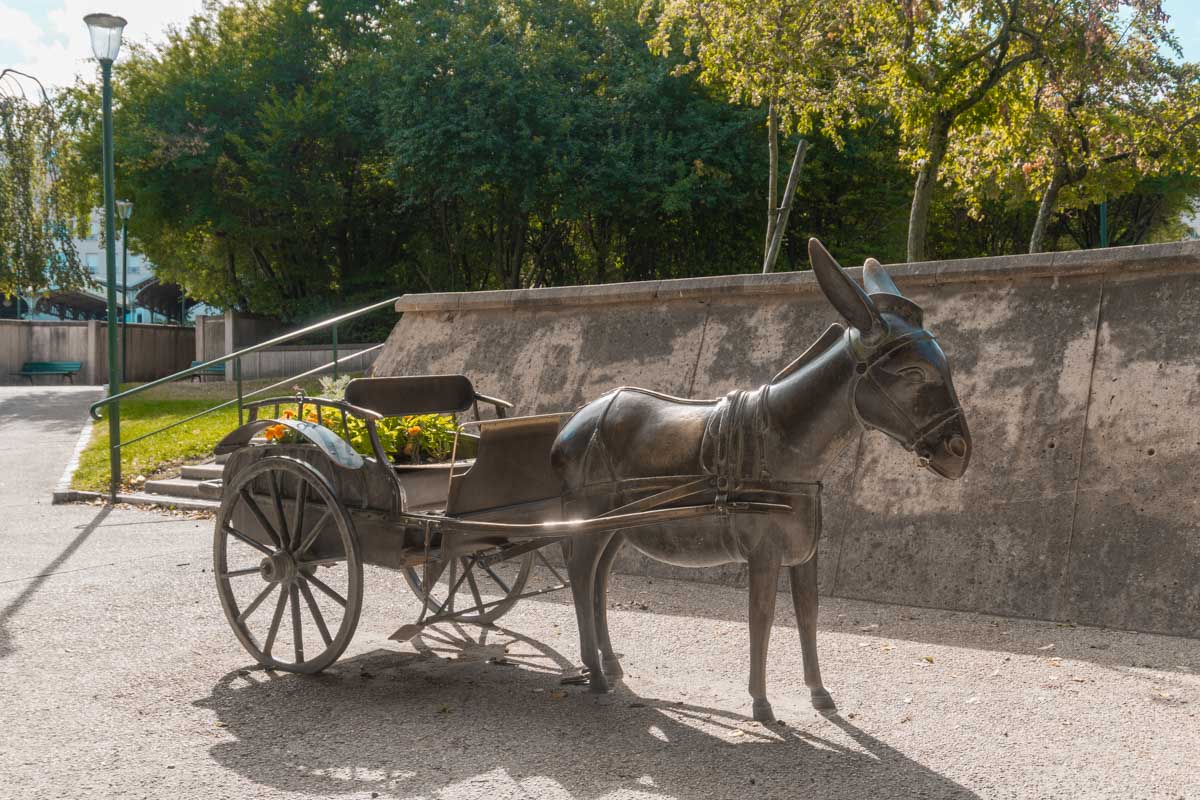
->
[550,238,971,721]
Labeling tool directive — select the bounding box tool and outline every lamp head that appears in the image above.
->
[117,199,133,221]
[83,13,127,63]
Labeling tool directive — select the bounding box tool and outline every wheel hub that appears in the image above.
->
[259,551,298,584]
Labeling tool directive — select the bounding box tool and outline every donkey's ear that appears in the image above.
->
[809,238,885,338]
[863,257,902,297]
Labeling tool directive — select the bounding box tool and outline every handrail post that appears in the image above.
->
[331,324,339,380]
[235,357,244,426]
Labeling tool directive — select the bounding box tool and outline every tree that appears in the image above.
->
[646,0,859,271]
[942,1,1200,253]
[0,70,88,299]
[60,0,410,319]
[381,0,769,289]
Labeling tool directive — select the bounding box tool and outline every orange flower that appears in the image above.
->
[305,410,319,423]
[281,409,297,420]
[264,424,287,441]
[407,425,422,436]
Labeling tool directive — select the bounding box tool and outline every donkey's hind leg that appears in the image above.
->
[593,533,625,678]
[747,548,781,722]
[563,535,613,693]
[790,553,836,711]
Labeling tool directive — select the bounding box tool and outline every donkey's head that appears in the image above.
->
[809,238,970,479]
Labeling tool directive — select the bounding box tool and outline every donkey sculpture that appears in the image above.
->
[549,239,971,721]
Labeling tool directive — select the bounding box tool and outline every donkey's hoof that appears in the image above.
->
[588,677,612,694]
[602,658,624,678]
[752,699,775,722]
[810,688,837,711]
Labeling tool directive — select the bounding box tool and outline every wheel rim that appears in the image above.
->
[214,455,363,673]
[403,550,533,625]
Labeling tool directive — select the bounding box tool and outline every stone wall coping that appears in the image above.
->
[395,240,1200,313]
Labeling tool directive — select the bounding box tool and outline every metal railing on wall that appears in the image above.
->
[89,296,401,499]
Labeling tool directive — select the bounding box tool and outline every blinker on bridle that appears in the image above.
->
[845,322,965,468]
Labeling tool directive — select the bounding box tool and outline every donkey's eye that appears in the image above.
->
[897,367,927,384]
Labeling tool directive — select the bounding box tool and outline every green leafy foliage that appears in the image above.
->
[266,404,460,462]
[0,77,89,298]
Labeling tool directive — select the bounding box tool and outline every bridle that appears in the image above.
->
[846,326,965,467]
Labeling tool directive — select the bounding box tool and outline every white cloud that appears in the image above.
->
[1,0,206,90]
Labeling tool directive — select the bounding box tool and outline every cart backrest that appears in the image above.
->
[345,375,476,417]
[446,414,569,519]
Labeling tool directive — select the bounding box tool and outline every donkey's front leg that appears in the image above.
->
[747,548,781,722]
[563,536,612,693]
[789,553,836,710]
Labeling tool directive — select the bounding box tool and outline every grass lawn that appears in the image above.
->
[72,377,328,493]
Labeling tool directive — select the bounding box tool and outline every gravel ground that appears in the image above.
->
[0,386,1197,800]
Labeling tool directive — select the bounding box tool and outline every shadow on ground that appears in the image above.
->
[0,507,108,661]
[0,387,98,432]
[197,625,978,800]
[515,567,1200,676]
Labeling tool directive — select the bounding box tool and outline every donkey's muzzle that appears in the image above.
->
[920,415,971,480]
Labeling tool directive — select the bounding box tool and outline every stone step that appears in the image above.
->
[144,476,207,499]
[180,463,224,481]
[115,491,220,512]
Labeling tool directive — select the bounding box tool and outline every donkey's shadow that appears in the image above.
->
[196,624,979,799]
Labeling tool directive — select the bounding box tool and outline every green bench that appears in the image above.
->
[13,361,82,383]
[190,361,227,381]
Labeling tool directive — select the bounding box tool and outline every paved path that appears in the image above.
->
[0,385,1197,799]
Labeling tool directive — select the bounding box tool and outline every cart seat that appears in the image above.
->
[446,413,570,522]
[345,375,512,418]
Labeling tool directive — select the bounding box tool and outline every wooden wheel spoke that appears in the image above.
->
[239,488,284,551]
[237,582,276,624]
[225,525,273,557]
[535,550,566,584]
[220,566,261,579]
[480,562,511,594]
[268,471,290,550]
[296,509,333,558]
[290,473,307,552]
[463,559,486,615]
[298,578,332,646]
[289,584,304,663]
[262,586,289,657]
[303,572,347,608]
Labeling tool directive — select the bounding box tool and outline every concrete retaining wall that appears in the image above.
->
[0,320,194,385]
[373,240,1200,638]
[234,344,379,380]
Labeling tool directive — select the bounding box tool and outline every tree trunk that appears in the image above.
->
[765,100,779,264]
[906,117,951,263]
[1029,167,1067,254]
[763,139,809,274]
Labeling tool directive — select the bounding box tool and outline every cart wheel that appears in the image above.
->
[214,455,363,673]
[403,549,534,625]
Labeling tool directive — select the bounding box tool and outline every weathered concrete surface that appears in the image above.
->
[4,386,1200,799]
[373,241,1200,638]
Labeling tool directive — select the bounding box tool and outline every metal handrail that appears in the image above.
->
[89,295,401,419]
[87,295,402,498]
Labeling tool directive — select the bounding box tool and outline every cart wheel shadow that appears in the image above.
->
[196,624,980,800]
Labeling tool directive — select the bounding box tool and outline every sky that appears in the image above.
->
[0,0,1198,92]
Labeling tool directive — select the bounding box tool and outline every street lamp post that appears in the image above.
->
[84,11,127,500]
[117,199,132,381]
